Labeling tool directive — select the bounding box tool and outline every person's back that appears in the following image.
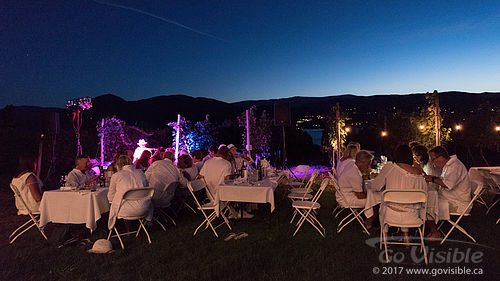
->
[12,172,43,215]
[145,158,180,205]
[441,155,471,212]
[200,156,232,198]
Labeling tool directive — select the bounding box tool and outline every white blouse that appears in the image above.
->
[11,172,43,215]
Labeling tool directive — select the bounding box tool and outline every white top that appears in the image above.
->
[65,168,92,188]
[11,172,42,215]
[336,158,355,179]
[337,160,363,194]
[441,155,471,213]
[145,159,181,205]
[133,147,148,163]
[200,156,232,197]
[193,161,204,172]
[108,165,152,229]
[179,165,199,187]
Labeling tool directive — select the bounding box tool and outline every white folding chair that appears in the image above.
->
[440,184,485,244]
[328,173,370,235]
[289,165,310,187]
[291,178,329,237]
[107,187,154,249]
[379,189,428,264]
[9,183,48,244]
[187,179,231,238]
[288,169,319,196]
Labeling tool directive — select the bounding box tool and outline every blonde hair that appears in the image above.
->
[116,155,132,170]
[343,144,359,159]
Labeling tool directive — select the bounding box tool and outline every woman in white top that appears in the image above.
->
[11,155,43,215]
[370,145,427,244]
[108,155,152,231]
[336,143,360,178]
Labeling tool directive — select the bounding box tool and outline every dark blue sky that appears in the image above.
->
[1,0,500,108]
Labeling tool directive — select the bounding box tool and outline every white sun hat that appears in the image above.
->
[87,239,113,254]
[137,139,148,145]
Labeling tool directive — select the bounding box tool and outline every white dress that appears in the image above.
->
[199,156,232,198]
[336,160,366,207]
[11,172,43,215]
[108,165,152,230]
[365,162,427,225]
[145,159,181,207]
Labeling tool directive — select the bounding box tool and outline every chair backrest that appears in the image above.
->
[295,165,310,174]
[122,187,154,201]
[10,183,34,215]
[188,178,207,192]
[381,189,427,205]
[490,173,500,188]
[478,169,497,188]
[303,169,319,189]
[310,178,329,203]
[328,172,340,191]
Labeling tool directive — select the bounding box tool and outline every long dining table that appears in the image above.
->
[39,188,110,232]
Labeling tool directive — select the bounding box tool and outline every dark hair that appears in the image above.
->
[217,146,232,161]
[164,151,175,162]
[429,146,450,160]
[177,154,193,169]
[16,155,36,175]
[75,155,89,166]
[408,141,422,149]
[412,145,429,165]
[392,145,414,165]
[190,150,204,160]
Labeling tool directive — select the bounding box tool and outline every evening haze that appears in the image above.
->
[1,0,500,108]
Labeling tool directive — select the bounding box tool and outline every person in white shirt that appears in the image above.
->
[11,155,44,215]
[199,146,232,198]
[336,144,360,179]
[65,155,99,188]
[133,139,150,163]
[337,150,373,209]
[424,146,471,238]
[368,145,427,243]
[145,151,181,208]
[107,155,152,231]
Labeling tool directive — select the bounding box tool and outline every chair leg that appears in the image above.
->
[139,220,151,244]
[485,198,500,215]
[334,208,347,218]
[383,229,389,263]
[418,227,428,265]
[114,227,124,249]
[153,217,167,231]
[293,209,308,236]
[220,212,232,230]
[9,222,36,244]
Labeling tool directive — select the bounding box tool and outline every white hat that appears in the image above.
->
[87,239,113,254]
[137,139,147,145]
[227,144,236,149]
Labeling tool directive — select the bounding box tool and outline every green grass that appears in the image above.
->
[1,182,499,281]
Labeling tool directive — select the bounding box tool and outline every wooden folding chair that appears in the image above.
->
[292,178,329,237]
[107,187,154,249]
[187,179,231,237]
[9,184,48,244]
[379,189,428,264]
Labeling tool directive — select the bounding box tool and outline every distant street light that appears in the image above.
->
[345,127,351,133]
[381,131,388,137]
[455,124,462,131]
[495,125,500,132]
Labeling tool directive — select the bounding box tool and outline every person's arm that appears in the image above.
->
[369,163,392,191]
[26,174,43,202]
[108,175,117,203]
[425,175,449,189]
[346,168,366,199]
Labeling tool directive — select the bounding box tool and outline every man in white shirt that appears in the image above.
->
[199,146,232,198]
[145,151,181,208]
[65,155,99,188]
[337,150,373,207]
[425,146,471,238]
[133,139,150,163]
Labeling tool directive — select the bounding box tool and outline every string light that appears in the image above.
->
[455,124,462,131]
[381,131,388,137]
[418,124,425,130]
[345,127,351,133]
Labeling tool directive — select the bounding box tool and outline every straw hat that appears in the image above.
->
[137,139,148,145]
[87,239,113,254]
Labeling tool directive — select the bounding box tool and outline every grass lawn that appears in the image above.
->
[1,181,499,281]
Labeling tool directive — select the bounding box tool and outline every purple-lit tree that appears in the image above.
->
[167,115,217,153]
[237,106,272,158]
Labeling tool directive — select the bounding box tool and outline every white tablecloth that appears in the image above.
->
[39,188,110,231]
[218,178,277,213]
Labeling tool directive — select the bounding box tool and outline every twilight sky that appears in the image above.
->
[1,0,500,108]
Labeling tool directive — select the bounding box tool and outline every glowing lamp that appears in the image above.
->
[345,127,351,133]
[381,131,388,137]
[495,126,500,132]
[418,125,425,130]
[455,124,462,131]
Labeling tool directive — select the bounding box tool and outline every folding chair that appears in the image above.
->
[440,184,485,244]
[291,178,329,237]
[107,187,154,249]
[9,184,48,244]
[154,181,179,230]
[187,179,231,237]
[379,189,428,264]
[289,165,310,187]
[328,173,370,235]
[288,169,319,196]
[483,171,500,215]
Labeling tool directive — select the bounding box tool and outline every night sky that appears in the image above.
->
[1,0,500,108]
